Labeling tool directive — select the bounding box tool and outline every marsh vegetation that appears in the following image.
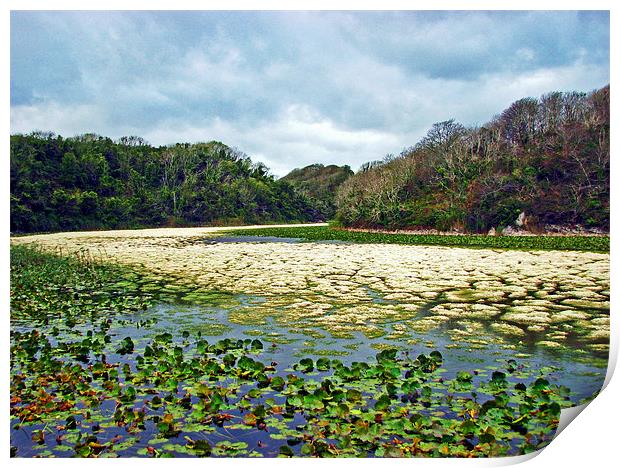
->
[10,226,609,457]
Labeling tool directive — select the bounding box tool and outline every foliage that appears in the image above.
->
[10,245,574,458]
[280,164,354,220]
[11,331,569,458]
[10,136,319,233]
[10,245,152,325]
[227,226,609,253]
[336,86,610,232]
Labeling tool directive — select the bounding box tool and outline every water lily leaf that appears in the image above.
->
[243,413,257,427]
[335,403,350,418]
[287,395,302,407]
[381,445,404,457]
[116,337,134,355]
[376,348,397,363]
[479,427,496,444]
[374,394,391,411]
[31,430,45,444]
[247,388,263,399]
[54,444,73,452]
[346,389,362,403]
[430,350,443,365]
[120,386,136,403]
[316,358,331,371]
[278,445,294,457]
[270,376,285,391]
[296,358,314,373]
[533,378,550,391]
[237,356,255,372]
[253,405,267,418]
[66,415,78,430]
[222,353,236,367]
[303,394,325,410]
[460,419,478,435]
[186,439,212,456]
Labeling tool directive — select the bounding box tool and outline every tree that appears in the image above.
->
[499,98,539,146]
[416,119,466,155]
[80,191,99,216]
[335,85,610,232]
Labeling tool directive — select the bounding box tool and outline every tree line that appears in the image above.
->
[11,85,609,235]
[10,134,322,233]
[335,85,609,233]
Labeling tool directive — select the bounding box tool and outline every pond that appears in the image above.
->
[10,226,610,458]
[90,301,611,399]
[205,235,303,244]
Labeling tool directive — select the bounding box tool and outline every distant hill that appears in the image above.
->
[281,164,354,220]
[336,85,609,233]
[10,134,321,233]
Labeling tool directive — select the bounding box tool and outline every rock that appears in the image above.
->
[502,225,517,235]
[543,223,608,236]
[515,211,526,227]
[487,227,496,236]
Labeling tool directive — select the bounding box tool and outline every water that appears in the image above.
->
[11,295,607,458]
[205,236,303,244]
[110,300,606,404]
[205,235,351,245]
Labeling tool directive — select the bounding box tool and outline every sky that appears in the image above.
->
[10,10,610,176]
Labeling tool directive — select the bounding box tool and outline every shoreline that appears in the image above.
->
[338,226,609,238]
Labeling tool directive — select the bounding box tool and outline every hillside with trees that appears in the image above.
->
[336,85,610,233]
[10,135,320,233]
[280,164,354,220]
[11,86,609,235]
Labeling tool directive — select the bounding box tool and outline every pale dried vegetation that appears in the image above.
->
[12,225,610,353]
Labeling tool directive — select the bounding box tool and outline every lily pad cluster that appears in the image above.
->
[9,244,583,458]
[11,324,571,458]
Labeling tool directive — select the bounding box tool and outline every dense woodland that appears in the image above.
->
[336,85,610,233]
[10,136,321,233]
[281,164,354,220]
[11,85,609,234]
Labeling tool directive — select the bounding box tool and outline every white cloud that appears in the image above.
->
[516,48,536,62]
[11,101,107,137]
[11,57,609,178]
[139,105,402,176]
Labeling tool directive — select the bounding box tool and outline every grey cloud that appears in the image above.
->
[336,11,609,80]
[10,11,609,175]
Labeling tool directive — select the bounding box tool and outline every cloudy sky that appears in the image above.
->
[10,10,609,176]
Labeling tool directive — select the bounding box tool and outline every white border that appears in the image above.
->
[3,1,617,466]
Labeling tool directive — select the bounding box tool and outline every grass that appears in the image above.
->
[225,226,609,253]
[9,246,157,346]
